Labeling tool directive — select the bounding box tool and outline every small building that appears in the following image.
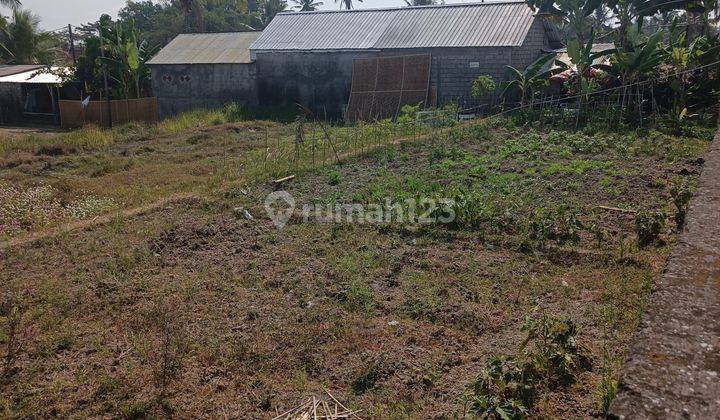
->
[249,1,562,116]
[0,65,65,125]
[147,32,261,119]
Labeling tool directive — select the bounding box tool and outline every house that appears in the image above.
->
[148,1,561,119]
[0,65,66,125]
[147,31,262,118]
[249,1,561,116]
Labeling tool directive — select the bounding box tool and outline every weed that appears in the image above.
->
[351,360,382,395]
[597,352,619,415]
[1,294,25,379]
[465,313,585,418]
[139,297,189,397]
[346,278,374,312]
[520,314,582,386]
[634,209,666,247]
[327,170,342,185]
[670,179,694,229]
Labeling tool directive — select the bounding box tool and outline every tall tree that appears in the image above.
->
[404,0,436,5]
[0,0,21,7]
[258,0,288,26]
[292,0,323,11]
[335,0,361,10]
[1,9,60,64]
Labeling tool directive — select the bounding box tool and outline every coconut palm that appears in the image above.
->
[292,0,323,11]
[335,0,361,10]
[1,9,60,64]
[404,0,436,5]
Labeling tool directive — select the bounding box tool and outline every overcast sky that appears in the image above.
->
[2,0,476,30]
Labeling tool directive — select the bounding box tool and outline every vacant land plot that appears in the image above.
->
[0,116,713,418]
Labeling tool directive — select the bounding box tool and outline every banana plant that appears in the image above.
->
[501,52,560,106]
[100,19,152,99]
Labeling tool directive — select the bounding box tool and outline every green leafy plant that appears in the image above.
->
[472,75,497,100]
[465,355,535,419]
[327,170,342,185]
[501,53,559,106]
[634,209,666,247]
[521,314,582,386]
[466,313,585,418]
[670,179,693,228]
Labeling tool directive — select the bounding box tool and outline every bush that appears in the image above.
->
[466,313,585,418]
[472,75,497,101]
[670,179,693,228]
[634,209,665,247]
[327,170,342,185]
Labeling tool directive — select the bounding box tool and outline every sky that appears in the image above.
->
[2,0,478,31]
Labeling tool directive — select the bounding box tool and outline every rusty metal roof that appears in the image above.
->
[0,65,45,77]
[250,2,537,52]
[147,32,262,65]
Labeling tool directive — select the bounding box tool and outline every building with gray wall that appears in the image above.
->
[249,1,561,116]
[0,65,65,125]
[148,32,261,119]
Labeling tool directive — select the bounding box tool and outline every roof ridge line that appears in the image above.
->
[278,1,527,15]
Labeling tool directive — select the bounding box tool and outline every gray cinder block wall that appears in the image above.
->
[254,19,550,116]
[0,83,23,124]
[150,63,258,119]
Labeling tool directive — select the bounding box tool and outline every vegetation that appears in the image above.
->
[0,105,711,415]
[465,313,584,418]
[497,0,720,130]
[0,8,62,64]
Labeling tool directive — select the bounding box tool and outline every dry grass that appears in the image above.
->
[0,115,713,417]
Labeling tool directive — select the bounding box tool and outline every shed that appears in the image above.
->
[147,31,261,118]
[0,65,65,125]
[250,1,561,116]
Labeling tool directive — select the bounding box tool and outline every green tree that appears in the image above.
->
[258,0,288,26]
[292,0,323,10]
[335,0,362,10]
[404,0,437,5]
[1,9,61,64]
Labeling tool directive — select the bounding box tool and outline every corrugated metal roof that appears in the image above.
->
[0,65,45,77]
[147,32,262,65]
[251,1,537,51]
[0,67,66,84]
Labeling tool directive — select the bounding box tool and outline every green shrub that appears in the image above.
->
[670,179,693,228]
[634,209,666,247]
[327,170,342,185]
[472,75,497,100]
[466,355,535,419]
[466,314,584,418]
[346,278,374,312]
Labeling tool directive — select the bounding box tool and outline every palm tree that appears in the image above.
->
[292,0,323,11]
[259,0,287,26]
[404,0,436,5]
[1,9,60,64]
[0,0,21,7]
[335,0,361,10]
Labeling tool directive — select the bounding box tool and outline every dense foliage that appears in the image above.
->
[499,0,720,127]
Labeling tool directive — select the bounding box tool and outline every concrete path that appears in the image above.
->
[610,132,720,418]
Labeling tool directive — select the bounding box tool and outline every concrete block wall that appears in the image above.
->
[150,63,258,119]
[0,83,23,124]
[255,51,378,118]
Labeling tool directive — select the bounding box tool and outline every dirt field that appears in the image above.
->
[0,117,713,418]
